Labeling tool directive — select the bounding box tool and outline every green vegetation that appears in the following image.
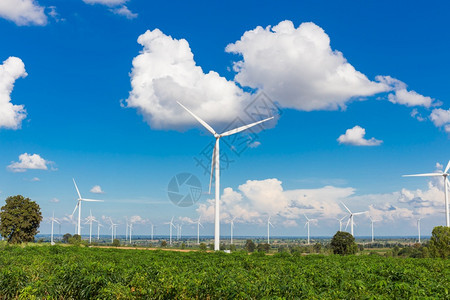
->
[429,226,450,258]
[0,195,42,243]
[331,231,358,255]
[0,244,448,299]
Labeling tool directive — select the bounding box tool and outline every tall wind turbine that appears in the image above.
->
[230,217,236,245]
[149,222,154,241]
[341,201,367,236]
[369,216,375,243]
[125,217,129,241]
[166,217,176,245]
[196,216,203,245]
[109,217,118,243]
[84,210,95,243]
[336,216,346,232]
[267,216,274,244]
[417,218,422,243]
[403,160,450,227]
[304,214,312,245]
[71,179,104,236]
[178,102,273,250]
[50,211,60,245]
[129,222,133,244]
[93,219,102,240]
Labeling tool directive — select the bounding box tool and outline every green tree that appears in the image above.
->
[313,242,322,253]
[199,243,207,251]
[0,195,42,243]
[257,243,270,253]
[245,239,256,253]
[112,239,120,247]
[229,244,236,252]
[68,234,81,245]
[429,226,450,258]
[62,233,72,243]
[330,231,357,255]
[161,240,167,247]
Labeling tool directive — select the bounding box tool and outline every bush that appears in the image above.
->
[429,226,450,258]
[199,243,207,251]
[330,231,357,255]
[245,240,256,253]
[160,240,167,247]
[112,239,120,247]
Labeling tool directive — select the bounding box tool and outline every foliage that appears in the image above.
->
[229,244,236,252]
[330,231,357,255]
[245,239,256,252]
[62,233,72,243]
[68,234,81,245]
[313,242,322,253]
[0,245,448,299]
[160,240,167,247]
[0,195,42,244]
[257,243,270,253]
[112,239,120,247]
[429,226,450,259]
[199,243,207,251]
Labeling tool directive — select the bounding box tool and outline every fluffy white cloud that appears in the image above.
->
[0,57,27,129]
[110,5,137,19]
[50,198,60,203]
[126,29,251,129]
[0,0,47,26]
[90,185,104,194]
[7,153,52,172]
[83,0,127,6]
[337,125,382,146]
[430,108,450,132]
[31,177,40,181]
[226,21,390,111]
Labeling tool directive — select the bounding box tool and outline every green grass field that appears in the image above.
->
[0,244,448,299]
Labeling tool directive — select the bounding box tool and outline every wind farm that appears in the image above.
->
[0,1,449,298]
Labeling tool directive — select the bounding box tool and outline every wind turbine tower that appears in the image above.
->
[50,211,60,245]
[178,102,273,250]
[417,218,423,243]
[341,202,367,236]
[230,217,236,245]
[196,216,203,245]
[267,216,274,244]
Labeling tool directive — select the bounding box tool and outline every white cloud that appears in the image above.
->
[7,153,52,172]
[50,198,60,203]
[110,5,137,19]
[0,0,47,26]
[226,21,390,111]
[430,108,450,131]
[377,76,437,108]
[337,125,382,146]
[0,57,28,129]
[130,215,144,224]
[125,28,251,129]
[90,185,104,194]
[31,177,40,181]
[83,0,127,6]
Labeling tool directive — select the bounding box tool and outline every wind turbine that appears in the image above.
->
[71,179,104,237]
[403,160,450,227]
[178,102,273,250]
[267,216,274,244]
[166,217,176,245]
[109,217,118,243]
[125,217,129,241]
[93,219,102,240]
[341,201,367,236]
[304,214,312,245]
[417,218,423,243]
[50,211,60,245]
[84,210,95,243]
[196,216,203,244]
[337,216,347,232]
[369,216,375,243]
[129,222,133,244]
[149,222,154,241]
[230,217,236,245]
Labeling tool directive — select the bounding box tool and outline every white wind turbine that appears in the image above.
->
[109,217,118,243]
[178,102,273,250]
[128,222,133,244]
[267,216,274,244]
[336,216,347,232]
[84,210,95,243]
[403,160,450,227]
[166,217,176,245]
[369,216,376,243]
[417,218,423,243]
[341,201,367,236]
[93,219,102,240]
[71,179,104,237]
[196,216,203,245]
[304,214,314,245]
[50,211,60,245]
[125,217,129,241]
[230,217,236,245]
[149,222,154,241]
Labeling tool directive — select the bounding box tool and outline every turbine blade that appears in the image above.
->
[208,142,217,194]
[340,201,352,214]
[303,214,310,221]
[345,218,350,231]
[402,173,442,177]
[81,198,104,202]
[353,211,368,216]
[71,202,79,217]
[177,101,216,135]
[73,178,82,199]
[220,117,274,137]
[445,160,450,174]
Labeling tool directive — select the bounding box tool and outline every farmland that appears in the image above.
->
[0,244,448,299]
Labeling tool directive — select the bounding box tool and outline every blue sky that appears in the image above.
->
[0,0,449,238]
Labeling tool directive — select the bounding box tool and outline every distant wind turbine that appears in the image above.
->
[369,216,376,243]
[267,216,274,244]
[417,218,423,243]
[341,201,367,236]
[304,214,315,245]
[109,217,118,243]
[403,160,450,227]
[196,216,203,245]
[166,217,176,245]
[230,217,236,245]
[93,219,102,240]
[336,216,347,232]
[84,210,95,243]
[178,101,273,250]
[71,179,104,237]
[149,222,154,241]
[50,211,60,245]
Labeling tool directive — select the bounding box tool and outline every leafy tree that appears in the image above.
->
[330,231,357,255]
[257,243,270,253]
[245,239,256,252]
[229,244,236,252]
[0,195,42,243]
[199,243,207,251]
[161,240,167,247]
[62,233,72,243]
[181,242,186,249]
[68,234,81,245]
[313,242,322,253]
[112,239,120,247]
[429,226,450,258]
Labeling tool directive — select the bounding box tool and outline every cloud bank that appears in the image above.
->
[7,153,53,172]
[0,0,47,26]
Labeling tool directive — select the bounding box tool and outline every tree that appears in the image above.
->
[0,195,42,243]
[161,240,167,247]
[62,233,72,243]
[245,239,256,253]
[257,243,270,253]
[199,243,207,251]
[313,242,322,253]
[68,234,81,245]
[429,226,450,258]
[330,231,357,255]
[112,239,120,247]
